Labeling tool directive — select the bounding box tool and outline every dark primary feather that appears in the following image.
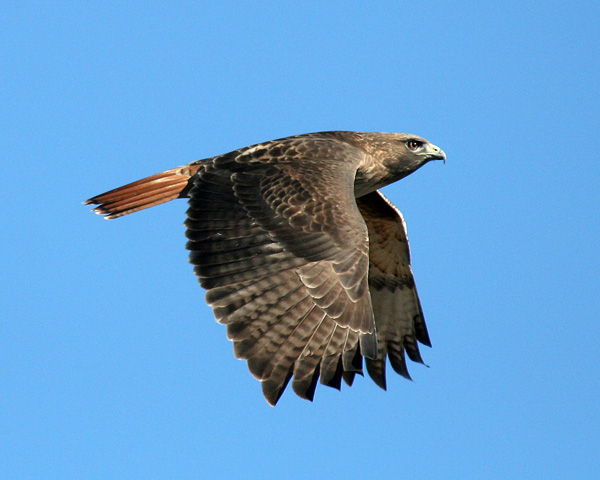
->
[85,131,444,405]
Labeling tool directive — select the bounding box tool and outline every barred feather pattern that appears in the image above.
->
[357,191,431,390]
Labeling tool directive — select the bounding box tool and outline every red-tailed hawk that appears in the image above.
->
[85,131,445,405]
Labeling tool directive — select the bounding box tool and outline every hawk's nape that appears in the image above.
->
[85,131,445,405]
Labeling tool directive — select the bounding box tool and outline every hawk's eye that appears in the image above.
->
[406,140,423,151]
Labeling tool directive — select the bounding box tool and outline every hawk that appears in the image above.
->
[85,131,445,405]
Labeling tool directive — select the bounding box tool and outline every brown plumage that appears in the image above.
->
[85,131,445,405]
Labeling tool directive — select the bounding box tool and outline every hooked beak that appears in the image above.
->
[423,143,446,164]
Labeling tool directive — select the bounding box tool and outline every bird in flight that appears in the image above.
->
[85,131,445,405]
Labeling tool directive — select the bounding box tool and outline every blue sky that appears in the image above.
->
[2,2,599,479]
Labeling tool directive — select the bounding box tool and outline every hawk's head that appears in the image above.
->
[381,132,446,173]
[354,132,445,194]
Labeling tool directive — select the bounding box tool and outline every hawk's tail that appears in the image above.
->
[84,164,202,219]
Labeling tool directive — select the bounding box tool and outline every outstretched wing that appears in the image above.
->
[356,190,431,389]
[185,136,377,404]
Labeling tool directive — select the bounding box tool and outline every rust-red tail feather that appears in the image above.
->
[85,164,202,219]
